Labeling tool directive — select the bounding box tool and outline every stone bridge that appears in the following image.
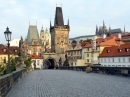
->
[43,53,65,69]
[7,70,130,97]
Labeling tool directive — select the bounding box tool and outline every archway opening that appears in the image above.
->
[44,58,55,69]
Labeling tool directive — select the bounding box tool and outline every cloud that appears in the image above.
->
[0,0,130,44]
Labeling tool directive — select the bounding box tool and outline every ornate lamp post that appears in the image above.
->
[4,27,12,73]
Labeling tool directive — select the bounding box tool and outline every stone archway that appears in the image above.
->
[44,58,56,69]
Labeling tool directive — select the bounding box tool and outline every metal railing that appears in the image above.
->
[0,68,27,97]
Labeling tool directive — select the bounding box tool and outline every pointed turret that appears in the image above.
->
[103,20,105,27]
[107,25,111,36]
[54,7,64,26]
[68,18,69,27]
[45,28,48,33]
[27,25,40,45]
[41,25,44,32]
[50,20,52,28]
[103,20,105,34]
[96,25,98,35]
[124,25,126,35]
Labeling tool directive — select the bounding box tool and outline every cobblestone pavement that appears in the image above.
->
[7,70,130,97]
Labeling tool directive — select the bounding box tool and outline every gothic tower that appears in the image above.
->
[40,25,45,46]
[50,7,70,54]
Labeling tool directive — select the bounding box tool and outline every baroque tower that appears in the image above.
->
[50,7,70,54]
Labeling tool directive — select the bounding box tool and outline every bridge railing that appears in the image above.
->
[91,66,130,76]
[59,66,87,71]
[0,68,27,97]
[59,66,130,76]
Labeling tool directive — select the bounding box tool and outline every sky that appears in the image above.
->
[0,0,130,44]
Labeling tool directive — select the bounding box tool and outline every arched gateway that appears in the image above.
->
[43,57,56,69]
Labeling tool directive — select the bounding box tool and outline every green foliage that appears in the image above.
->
[72,39,77,43]
[83,39,92,42]
[10,57,18,71]
[79,39,83,42]
[24,57,32,68]
[0,65,5,76]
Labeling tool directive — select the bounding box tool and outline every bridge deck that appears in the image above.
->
[7,70,130,97]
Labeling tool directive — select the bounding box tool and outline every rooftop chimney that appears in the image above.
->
[103,34,106,39]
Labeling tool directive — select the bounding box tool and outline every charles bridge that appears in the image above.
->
[0,67,130,97]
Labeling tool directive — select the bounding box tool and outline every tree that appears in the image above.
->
[72,39,77,43]
[0,65,5,76]
[24,57,32,68]
[10,57,18,71]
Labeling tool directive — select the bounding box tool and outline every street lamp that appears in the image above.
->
[4,27,12,73]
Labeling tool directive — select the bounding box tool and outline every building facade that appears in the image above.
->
[0,44,19,66]
[66,41,87,66]
[83,35,124,66]
[30,54,43,69]
[10,39,20,47]
[99,43,130,67]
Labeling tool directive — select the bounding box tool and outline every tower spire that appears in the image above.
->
[109,24,111,36]
[50,18,52,28]
[96,25,98,35]
[124,24,126,35]
[54,7,64,26]
[68,16,69,26]
[41,25,44,32]
[103,20,105,34]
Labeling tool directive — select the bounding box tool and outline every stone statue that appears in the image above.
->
[33,60,36,70]
[63,54,69,66]
[17,36,25,69]
[59,57,62,66]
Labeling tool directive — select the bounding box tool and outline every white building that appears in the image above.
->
[30,54,43,69]
[69,35,98,42]
[99,43,130,67]
[10,39,20,47]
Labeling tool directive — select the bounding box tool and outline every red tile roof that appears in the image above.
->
[84,36,124,48]
[99,43,130,57]
[30,54,42,59]
[0,45,19,55]
[71,42,89,49]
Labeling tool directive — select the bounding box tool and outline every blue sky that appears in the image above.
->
[0,0,130,44]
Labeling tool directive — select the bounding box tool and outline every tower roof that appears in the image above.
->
[54,7,64,26]
[27,25,40,45]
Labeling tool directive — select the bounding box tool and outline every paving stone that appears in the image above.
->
[6,70,130,97]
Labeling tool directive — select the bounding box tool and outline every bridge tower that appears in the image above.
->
[50,7,70,54]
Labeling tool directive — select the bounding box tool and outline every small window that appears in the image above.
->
[104,58,106,62]
[88,48,89,51]
[125,48,129,52]
[123,57,125,62]
[107,50,110,53]
[118,58,120,62]
[118,49,122,52]
[15,49,17,52]
[87,59,89,62]
[108,58,110,62]
[87,54,89,57]
[3,49,6,52]
[113,58,114,62]
[129,58,130,62]
[37,60,39,65]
